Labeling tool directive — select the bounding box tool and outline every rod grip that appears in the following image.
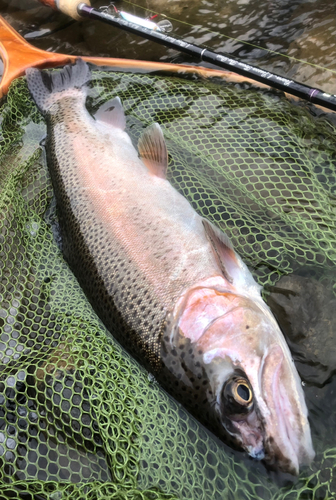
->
[36,0,91,20]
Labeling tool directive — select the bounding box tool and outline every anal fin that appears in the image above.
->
[94,96,126,130]
[138,123,168,179]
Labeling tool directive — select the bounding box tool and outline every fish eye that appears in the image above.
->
[222,376,254,416]
[235,380,252,405]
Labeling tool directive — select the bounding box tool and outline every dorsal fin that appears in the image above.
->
[94,96,126,130]
[202,219,240,284]
[138,123,168,179]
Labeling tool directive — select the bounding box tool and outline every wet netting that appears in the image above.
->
[0,66,336,500]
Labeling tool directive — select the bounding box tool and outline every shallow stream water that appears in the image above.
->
[0,0,335,94]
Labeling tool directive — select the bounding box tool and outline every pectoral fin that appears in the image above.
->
[138,123,168,179]
[202,219,240,284]
[94,96,126,130]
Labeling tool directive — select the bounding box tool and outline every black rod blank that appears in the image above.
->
[78,3,336,112]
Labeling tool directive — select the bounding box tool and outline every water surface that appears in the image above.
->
[0,0,335,93]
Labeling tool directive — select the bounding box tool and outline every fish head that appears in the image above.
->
[176,284,315,474]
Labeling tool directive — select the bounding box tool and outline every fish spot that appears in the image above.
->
[246,325,250,329]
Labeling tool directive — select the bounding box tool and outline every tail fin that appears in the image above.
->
[26,58,91,115]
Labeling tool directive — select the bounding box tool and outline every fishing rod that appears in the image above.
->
[36,0,336,112]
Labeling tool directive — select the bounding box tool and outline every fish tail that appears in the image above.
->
[26,58,91,115]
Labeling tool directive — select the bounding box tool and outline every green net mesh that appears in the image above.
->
[0,66,336,500]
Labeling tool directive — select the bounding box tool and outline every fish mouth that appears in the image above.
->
[229,345,314,475]
[260,345,315,475]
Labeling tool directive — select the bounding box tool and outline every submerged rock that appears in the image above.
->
[267,274,336,386]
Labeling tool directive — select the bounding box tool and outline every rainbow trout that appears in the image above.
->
[26,59,314,474]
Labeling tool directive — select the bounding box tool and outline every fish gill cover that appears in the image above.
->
[0,66,335,499]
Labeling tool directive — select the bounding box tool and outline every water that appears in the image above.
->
[0,0,335,94]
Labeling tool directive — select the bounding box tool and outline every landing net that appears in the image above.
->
[0,67,335,499]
